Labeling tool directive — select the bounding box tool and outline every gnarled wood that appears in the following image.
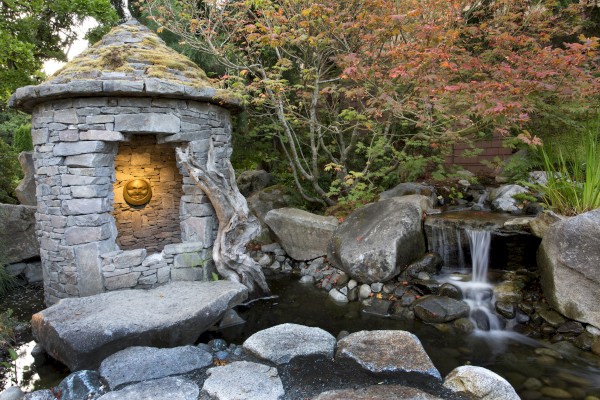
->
[176,141,270,299]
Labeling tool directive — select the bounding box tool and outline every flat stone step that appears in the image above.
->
[32,281,248,371]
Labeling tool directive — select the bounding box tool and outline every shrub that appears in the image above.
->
[12,123,33,154]
[0,139,21,204]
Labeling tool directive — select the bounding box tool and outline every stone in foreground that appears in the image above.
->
[336,330,441,380]
[243,323,336,364]
[537,209,600,327]
[99,346,213,389]
[97,377,199,400]
[202,361,284,400]
[313,385,444,400]
[265,208,338,260]
[32,281,248,370]
[413,296,470,323]
[443,365,519,400]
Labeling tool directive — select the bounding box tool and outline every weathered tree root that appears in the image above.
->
[176,141,270,299]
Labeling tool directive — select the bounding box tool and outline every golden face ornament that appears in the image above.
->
[123,179,152,206]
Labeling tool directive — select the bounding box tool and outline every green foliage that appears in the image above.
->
[0,111,30,146]
[0,139,22,204]
[530,125,600,215]
[0,309,19,385]
[12,124,32,154]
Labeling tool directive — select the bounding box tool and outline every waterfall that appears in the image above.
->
[463,229,501,331]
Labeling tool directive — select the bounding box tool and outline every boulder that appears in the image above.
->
[413,296,470,323]
[443,365,519,400]
[0,204,39,264]
[32,280,248,370]
[328,197,426,283]
[537,209,600,327]
[243,323,336,365]
[379,182,437,206]
[403,252,444,279]
[202,361,285,400]
[265,208,338,261]
[313,385,443,400]
[246,185,291,243]
[97,377,199,400]
[236,170,273,197]
[336,330,441,380]
[23,391,54,400]
[99,346,213,389]
[15,151,36,206]
[489,184,529,213]
[55,370,106,400]
[0,387,25,400]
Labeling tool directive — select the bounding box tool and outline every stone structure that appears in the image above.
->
[9,20,240,305]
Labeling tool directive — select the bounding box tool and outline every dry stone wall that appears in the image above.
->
[30,95,231,304]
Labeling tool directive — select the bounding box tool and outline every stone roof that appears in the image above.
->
[10,19,241,112]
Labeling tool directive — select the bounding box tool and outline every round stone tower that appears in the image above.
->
[10,19,240,305]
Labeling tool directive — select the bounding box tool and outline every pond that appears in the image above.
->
[3,274,600,399]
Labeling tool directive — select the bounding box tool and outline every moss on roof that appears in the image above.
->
[47,20,215,89]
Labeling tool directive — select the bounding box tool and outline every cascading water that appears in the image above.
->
[463,229,502,331]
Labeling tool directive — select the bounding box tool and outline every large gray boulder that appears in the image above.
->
[265,208,338,261]
[97,377,199,400]
[314,385,443,400]
[336,330,441,380]
[246,185,291,243]
[489,184,529,213]
[537,209,600,327]
[202,361,285,400]
[0,204,39,264]
[32,280,248,370]
[236,170,273,197]
[328,197,427,283]
[15,151,36,206]
[99,346,213,389]
[243,323,336,364]
[443,365,519,400]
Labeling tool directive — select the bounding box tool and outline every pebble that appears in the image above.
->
[339,286,348,296]
[329,288,348,303]
[209,339,228,352]
[586,325,600,336]
[417,272,430,280]
[347,279,357,290]
[347,287,359,302]
[534,348,563,359]
[370,282,383,293]
[540,387,573,399]
[299,275,315,284]
[258,254,272,266]
[269,261,281,270]
[359,284,372,299]
[215,350,229,360]
[523,377,543,390]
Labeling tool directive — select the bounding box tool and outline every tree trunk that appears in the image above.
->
[175,141,270,299]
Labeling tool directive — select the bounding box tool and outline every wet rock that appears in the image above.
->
[328,288,348,303]
[328,197,427,283]
[219,309,246,329]
[453,318,475,334]
[390,303,414,320]
[489,184,529,213]
[243,323,336,365]
[439,283,462,300]
[519,302,535,315]
[362,299,392,316]
[347,287,359,302]
[299,275,315,284]
[573,332,594,351]
[495,301,516,319]
[236,170,273,197]
[32,281,248,370]
[443,365,519,400]
[97,377,199,400]
[403,252,443,279]
[529,210,566,239]
[493,281,523,303]
[336,330,441,380]
[557,321,584,335]
[265,208,338,261]
[55,370,106,400]
[313,385,443,399]
[413,296,469,323]
[0,387,25,400]
[539,310,566,327]
[539,387,573,399]
[202,361,284,400]
[538,209,600,328]
[523,377,543,390]
[99,346,212,389]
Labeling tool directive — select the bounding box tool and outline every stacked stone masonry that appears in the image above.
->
[31,96,231,305]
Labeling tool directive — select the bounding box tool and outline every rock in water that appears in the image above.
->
[32,281,248,370]
[328,197,427,283]
[97,377,199,400]
[202,361,284,400]
[243,323,336,364]
[313,385,443,399]
[443,365,519,400]
[537,209,600,327]
[99,346,213,389]
[0,204,39,264]
[55,370,106,400]
[413,296,470,323]
[265,208,338,260]
[336,330,441,381]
